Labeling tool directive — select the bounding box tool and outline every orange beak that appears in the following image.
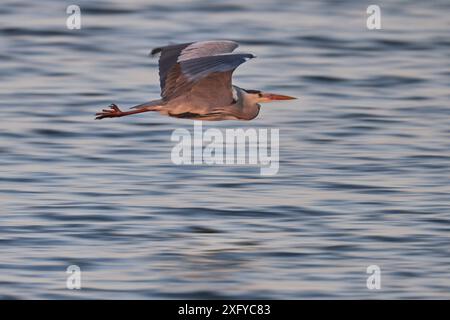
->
[260,92,297,102]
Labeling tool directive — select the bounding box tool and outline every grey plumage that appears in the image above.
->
[95,40,295,121]
[151,40,240,96]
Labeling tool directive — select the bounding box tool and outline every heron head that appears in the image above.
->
[243,89,296,103]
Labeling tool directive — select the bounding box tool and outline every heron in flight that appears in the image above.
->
[95,40,296,121]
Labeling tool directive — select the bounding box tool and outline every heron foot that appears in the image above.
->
[95,104,123,120]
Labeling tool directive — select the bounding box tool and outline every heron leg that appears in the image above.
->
[95,104,157,120]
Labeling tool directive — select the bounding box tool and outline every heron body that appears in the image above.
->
[96,40,295,121]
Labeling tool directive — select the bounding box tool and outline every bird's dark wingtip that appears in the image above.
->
[150,47,162,56]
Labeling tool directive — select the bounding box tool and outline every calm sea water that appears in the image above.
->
[1,0,449,299]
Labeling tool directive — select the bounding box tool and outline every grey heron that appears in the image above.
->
[95,40,296,121]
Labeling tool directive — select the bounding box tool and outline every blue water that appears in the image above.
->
[1,0,450,299]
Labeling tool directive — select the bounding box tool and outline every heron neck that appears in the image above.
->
[235,87,260,120]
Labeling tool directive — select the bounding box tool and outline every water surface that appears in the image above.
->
[0,0,449,299]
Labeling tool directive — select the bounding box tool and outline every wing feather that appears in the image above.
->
[180,53,254,82]
[151,40,239,94]
[162,53,254,101]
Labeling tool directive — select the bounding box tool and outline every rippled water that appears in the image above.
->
[1,0,450,299]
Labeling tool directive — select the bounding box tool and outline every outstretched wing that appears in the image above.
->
[151,40,253,105]
[151,40,239,95]
[164,53,254,107]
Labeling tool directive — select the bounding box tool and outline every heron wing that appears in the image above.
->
[185,70,235,111]
[151,40,239,94]
[163,53,254,110]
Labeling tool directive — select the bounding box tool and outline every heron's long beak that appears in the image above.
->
[260,92,297,102]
